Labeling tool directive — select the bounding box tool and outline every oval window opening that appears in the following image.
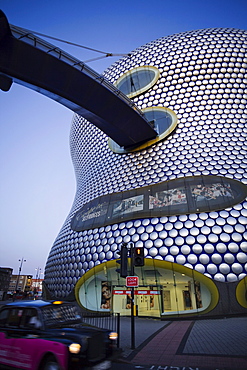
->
[109,106,177,154]
[115,66,160,98]
[143,107,173,136]
[75,259,219,317]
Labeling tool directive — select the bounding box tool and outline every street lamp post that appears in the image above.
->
[15,257,26,296]
[34,267,41,297]
[35,267,41,280]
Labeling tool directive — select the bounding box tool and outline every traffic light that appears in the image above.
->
[116,243,128,278]
[134,247,144,266]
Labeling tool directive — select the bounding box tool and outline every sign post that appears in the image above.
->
[129,243,136,349]
[126,275,139,349]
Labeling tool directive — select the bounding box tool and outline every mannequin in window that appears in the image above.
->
[101,282,111,309]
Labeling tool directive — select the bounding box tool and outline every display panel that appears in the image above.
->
[112,195,144,216]
[71,176,247,232]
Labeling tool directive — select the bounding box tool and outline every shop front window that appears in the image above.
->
[75,259,218,318]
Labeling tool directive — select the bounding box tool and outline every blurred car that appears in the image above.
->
[0,299,118,370]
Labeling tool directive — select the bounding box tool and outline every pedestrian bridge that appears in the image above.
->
[0,10,157,148]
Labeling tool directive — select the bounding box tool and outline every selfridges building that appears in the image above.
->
[44,27,247,318]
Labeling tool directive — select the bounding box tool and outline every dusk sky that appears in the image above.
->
[0,0,246,277]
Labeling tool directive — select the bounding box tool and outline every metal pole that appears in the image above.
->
[131,286,135,349]
[14,258,26,299]
[116,313,120,348]
[34,267,41,296]
[130,243,135,349]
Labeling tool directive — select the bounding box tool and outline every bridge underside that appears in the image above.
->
[0,10,157,148]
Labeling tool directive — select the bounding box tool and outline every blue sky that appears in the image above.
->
[0,0,246,276]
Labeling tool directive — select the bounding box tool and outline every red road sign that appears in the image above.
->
[126,276,139,287]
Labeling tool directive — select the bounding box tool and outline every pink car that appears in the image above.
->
[0,300,118,370]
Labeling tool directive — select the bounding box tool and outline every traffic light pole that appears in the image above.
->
[116,243,128,278]
[130,243,135,349]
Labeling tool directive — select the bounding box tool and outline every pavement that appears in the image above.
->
[116,316,247,370]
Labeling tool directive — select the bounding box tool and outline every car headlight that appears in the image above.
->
[69,343,81,354]
[109,332,118,341]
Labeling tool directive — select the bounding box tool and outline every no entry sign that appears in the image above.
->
[126,276,139,287]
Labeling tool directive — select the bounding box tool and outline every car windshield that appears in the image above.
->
[42,304,82,328]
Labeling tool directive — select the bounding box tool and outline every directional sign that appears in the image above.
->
[126,276,139,287]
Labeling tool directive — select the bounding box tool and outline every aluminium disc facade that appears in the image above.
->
[44,27,247,298]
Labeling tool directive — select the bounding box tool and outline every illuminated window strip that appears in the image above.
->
[71,175,247,232]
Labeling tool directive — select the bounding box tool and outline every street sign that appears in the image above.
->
[126,276,139,287]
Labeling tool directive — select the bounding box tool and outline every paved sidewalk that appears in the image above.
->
[119,317,169,357]
[118,316,247,370]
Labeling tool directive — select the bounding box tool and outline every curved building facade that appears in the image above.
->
[44,27,247,316]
